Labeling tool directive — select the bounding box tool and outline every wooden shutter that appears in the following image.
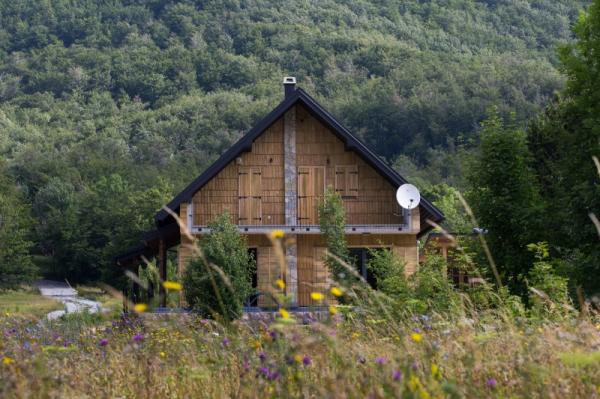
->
[298,167,325,224]
[250,168,262,224]
[335,166,346,195]
[239,167,261,224]
[298,167,312,224]
[335,165,358,198]
[346,165,358,197]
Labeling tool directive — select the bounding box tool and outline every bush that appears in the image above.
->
[183,213,255,321]
[526,242,571,318]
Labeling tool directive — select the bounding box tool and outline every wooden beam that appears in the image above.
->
[158,238,167,307]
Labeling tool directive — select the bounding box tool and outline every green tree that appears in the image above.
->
[525,0,600,294]
[466,110,544,296]
[183,213,255,321]
[0,163,36,288]
[318,187,351,285]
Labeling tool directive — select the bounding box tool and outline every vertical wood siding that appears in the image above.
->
[295,105,405,226]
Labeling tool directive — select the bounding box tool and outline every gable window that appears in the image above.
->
[238,167,262,225]
[335,165,358,198]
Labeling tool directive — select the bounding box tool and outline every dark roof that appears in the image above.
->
[155,87,443,235]
[115,222,181,267]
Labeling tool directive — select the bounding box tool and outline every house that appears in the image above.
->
[116,77,444,307]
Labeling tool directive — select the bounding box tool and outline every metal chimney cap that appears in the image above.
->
[283,76,296,84]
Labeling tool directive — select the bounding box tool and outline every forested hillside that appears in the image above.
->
[0,0,589,284]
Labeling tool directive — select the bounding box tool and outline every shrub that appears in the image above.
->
[318,187,351,285]
[526,242,571,318]
[183,213,255,321]
[367,248,411,302]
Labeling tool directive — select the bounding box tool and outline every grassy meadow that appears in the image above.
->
[1,285,599,398]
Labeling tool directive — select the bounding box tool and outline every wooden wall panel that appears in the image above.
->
[295,105,406,228]
[191,118,284,226]
[295,233,419,305]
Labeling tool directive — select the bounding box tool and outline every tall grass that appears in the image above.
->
[1,160,599,398]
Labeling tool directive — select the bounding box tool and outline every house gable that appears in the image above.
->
[155,87,443,236]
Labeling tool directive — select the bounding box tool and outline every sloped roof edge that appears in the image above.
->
[155,88,444,232]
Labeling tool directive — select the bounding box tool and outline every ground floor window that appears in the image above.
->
[349,247,390,289]
[246,247,258,306]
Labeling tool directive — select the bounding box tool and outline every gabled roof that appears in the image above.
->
[155,87,443,235]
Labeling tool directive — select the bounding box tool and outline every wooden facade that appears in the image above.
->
[119,80,443,308]
[178,102,426,306]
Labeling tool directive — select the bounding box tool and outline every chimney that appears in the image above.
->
[283,76,296,99]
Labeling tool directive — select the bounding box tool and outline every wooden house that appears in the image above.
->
[116,78,443,307]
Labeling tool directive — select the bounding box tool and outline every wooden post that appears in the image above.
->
[132,265,140,303]
[158,238,167,307]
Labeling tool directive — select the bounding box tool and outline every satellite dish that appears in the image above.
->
[396,184,421,210]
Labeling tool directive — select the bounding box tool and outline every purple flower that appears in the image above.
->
[268,371,280,381]
[99,339,108,347]
[303,355,312,366]
[259,352,266,362]
[393,371,402,381]
[487,378,497,388]
[411,362,418,370]
[258,367,269,376]
[358,356,366,364]
[133,334,144,343]
[375,357,386,365]
[268,331,277,339]
[222,338,230,347]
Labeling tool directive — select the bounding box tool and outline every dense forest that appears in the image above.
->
[0,1,598,296]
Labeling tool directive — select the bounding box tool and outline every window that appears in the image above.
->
[245,248,258,306]
[349,247,389,289]
[238,167,262,224]
[335,165,358,198]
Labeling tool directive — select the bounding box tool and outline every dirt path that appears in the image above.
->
[36,280,102,320]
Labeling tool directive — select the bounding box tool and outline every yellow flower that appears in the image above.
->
[163,281,182,290]
[294,354,303,363]
[352,332,361,339]
[411,333,423,343]
[330,287,343,297]
[133,303,148,313]
[329,305,337,315]
[279,308,290,319]
[431,363,439,376]
[3,357,14,365]
[311,292,324,301]
[276,279,285,290]
[271,230,284,239]
[160,352,166,358]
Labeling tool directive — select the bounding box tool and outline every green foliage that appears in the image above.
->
[466,109,544,296]
[0,0,592,289]
[366,248,460,315]
[366,248,411,303]
[318,187,351,284]
[407,255,461,314]
[526,242,571,318]
[0,162,37,288]
[525,0,600,294]
[183,213,255,321]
